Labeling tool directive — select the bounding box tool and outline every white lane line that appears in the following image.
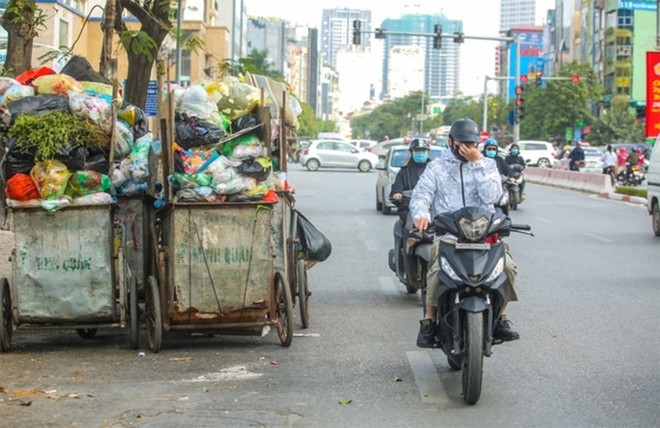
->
[406,351,449,404]
[379,276,400,296]
[582,232,615,243]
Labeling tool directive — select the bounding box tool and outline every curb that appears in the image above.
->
[601,192,647,205]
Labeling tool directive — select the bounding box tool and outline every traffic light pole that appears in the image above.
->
[513,35,521,143]
[482,75,517,134]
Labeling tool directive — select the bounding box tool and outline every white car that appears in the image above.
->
[348,139,378,151]
[647,137,660,236]
[300,139,379,172]
[505,140,557,168]
[375,145,445,214]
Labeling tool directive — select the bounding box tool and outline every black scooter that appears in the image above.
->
[388,191,434,300]
[430,206,532,404]
[504,164,524,211]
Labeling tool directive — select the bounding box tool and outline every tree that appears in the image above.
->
[239,49,284,81]
[114,0,173,109]
[99,0,116,78]
[586,96,644,145]
[0,0,47,75]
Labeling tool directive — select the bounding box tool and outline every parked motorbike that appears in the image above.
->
[388,191,434,299]
[429,206,532,404]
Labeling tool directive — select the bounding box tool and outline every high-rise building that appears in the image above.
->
[380,14,462,102]
[246,17,287,74]
[500,0,537,32]
[321,8,373,68]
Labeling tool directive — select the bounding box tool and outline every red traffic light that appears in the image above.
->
[515,98,524,106]
[520,75,528,84]
[572,75,580,83]
[515,85,524,95]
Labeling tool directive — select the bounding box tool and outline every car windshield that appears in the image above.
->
[583,148,601,157]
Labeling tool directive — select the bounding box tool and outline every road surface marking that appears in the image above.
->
[406,351,449,404]
[379,276,400,296]
[582,232,614,243]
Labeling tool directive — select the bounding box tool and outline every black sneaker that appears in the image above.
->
[493,316,520,342]
[416,318,436,348]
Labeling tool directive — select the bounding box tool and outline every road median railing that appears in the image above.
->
[525,167,614,194]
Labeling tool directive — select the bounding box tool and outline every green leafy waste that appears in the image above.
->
[9,111,111,161]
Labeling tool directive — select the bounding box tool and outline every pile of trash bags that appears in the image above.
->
[166,78,292,203]
[0,59,154,212]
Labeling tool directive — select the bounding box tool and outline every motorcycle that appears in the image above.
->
[616,164,646,186]
[429,206,532,404]
[388,190,434,299]
[504,164,524,211]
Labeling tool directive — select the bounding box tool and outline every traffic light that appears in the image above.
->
[571,75,580,83]
[520,75,528,84]
[352,19,361,46]
[535,70,542,84]
[433,24,442,49]
[453,32,464,44]
[375,27,385,40]
[514,85,524,123]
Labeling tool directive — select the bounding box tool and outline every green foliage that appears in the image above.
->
[297,102,337,137]
[239,49,284,81]
[586,95,645,145]
[9,112,108,161]
[119,30,159,61]
[5,0,47,28]
[615,186,647,198]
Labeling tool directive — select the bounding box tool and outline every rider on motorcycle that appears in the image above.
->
[504,143,526,199]
[390,139,432,223]
[483,139,510,177]
[410,118,520,348]
[568,141,584,171]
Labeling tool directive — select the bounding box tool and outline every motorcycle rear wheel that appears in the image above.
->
[462,311,484,405]
[509,189,518,211]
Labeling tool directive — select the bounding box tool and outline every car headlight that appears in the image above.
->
[485,257,505,283]
[440,256,461,281]
[458,216,489,241]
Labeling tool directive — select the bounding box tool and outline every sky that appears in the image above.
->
[243,0,556,97]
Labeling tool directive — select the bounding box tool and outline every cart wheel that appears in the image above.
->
[146,275,162,353]
[296,259,310,329]
[129,275,139,350]
[1,278,13,352]
[274,273,294,347]
[76,328,98,339]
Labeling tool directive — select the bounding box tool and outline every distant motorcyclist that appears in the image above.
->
[568,141,584,171]
[505,143,526,199]
[623,148,641,182]
[390,139,432,223]
[482,139,510,177]
[601,145,617,176]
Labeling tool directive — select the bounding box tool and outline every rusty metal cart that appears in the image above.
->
[0,203,139,352]
[146,200,295,353]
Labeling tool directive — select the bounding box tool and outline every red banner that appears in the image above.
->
[647,51,660,138]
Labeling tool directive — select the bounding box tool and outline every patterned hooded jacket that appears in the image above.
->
[409,149,503,221]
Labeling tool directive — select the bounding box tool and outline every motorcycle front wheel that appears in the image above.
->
[462,311,484,405]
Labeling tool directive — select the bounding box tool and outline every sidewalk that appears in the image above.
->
[600,192,647,205]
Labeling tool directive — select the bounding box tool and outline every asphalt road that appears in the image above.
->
[0,163,658,427]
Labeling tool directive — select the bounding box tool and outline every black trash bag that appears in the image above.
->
[1,137,36,181]
[231,114,260,133]
[296,210,332,262]
[226,193,251,203]
[60,55,112,85]
[83,147,110,174]
[173,150,185,173]
[237,156,271,182]
[5,95,70,125]
[118,103,150,141]
[54,143,86,172]
[175,114,225,150]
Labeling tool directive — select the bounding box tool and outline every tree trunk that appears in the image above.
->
[0,0,38,75]
[99,0,117,78]
[124,51,155,109]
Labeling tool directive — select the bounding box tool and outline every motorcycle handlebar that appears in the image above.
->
[510,223,531,231]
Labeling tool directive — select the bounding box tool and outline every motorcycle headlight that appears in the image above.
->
[485,257,505,283]
[458,216,489,241]
[440,256,461,281]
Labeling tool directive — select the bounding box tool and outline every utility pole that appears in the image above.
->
[175,0,184,85]
[420,91,425,135]
[513,34,521,143]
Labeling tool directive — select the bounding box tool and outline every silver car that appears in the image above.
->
[375,145,445,214]
[300,139,379,172]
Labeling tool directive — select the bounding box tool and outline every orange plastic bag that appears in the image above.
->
[5,173,41,201]
[263,189,278,203]
[15,66,55,86]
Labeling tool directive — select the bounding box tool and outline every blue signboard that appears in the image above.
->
[508,30,545,100]
[123,80,160,117]
[618,0,657,10]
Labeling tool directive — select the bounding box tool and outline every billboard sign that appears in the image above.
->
[508,30,544,100]
[618,1,657,10]
[646,51,660,138]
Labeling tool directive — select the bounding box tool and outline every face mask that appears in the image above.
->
[511,149,519,155]
[412,152,429,163]
[485,150,497,158]
[451,142,469,163]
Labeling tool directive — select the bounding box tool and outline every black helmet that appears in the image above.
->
[409,138,430,151]
[449,118,480,144]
